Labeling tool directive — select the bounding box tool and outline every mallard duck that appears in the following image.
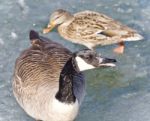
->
[43,9,143,54]
[12,30,116,121]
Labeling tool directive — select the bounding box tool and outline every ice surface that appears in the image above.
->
[0,39,4,45]
[0,0,149,121]
[11,32,18,39]
[17,0,29,14]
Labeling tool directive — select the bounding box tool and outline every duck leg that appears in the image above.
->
[113,41,125,54]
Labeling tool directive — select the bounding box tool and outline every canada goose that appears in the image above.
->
[43,9,143,54]
[12,30,116,121]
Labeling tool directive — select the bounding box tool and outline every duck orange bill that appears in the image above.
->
[43,27,52,34]
[43,22,56,34]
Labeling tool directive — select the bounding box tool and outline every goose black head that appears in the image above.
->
[74,49,117,71]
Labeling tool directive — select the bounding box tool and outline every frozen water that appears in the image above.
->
[0,0,149,121]
[11,32,18,39]
[17,0,29,14]
[0,39,4,45]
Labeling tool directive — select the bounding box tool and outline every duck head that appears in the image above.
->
[74,49,117,71]
[43,9,73,34]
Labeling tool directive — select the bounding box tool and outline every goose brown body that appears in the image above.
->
[12,33,79,121]
[12,30,117,121]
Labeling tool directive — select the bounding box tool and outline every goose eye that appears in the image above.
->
[89,54,94,59]
[85,54,93,60]
[84,56,89,59]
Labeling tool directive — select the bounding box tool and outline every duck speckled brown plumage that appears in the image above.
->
[43,9,143,54]
[12,30,116,121]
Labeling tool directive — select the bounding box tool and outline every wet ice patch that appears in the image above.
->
[0,117,4,121]
[96,4,102,7]
[121,92,138,99]
[32,23,36,27]
[18,0,29,14]
[136,69,148,78]
[0,38,4,45]
[103,92,150,121]
[117,7,125,13]
[126,8,133,13]
[11,32,18,39]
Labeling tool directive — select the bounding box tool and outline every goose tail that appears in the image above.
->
[29,30,40,40]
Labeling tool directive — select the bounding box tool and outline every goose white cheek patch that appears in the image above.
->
[75,56,95,71]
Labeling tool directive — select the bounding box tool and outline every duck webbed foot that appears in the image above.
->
[113,42,125,54]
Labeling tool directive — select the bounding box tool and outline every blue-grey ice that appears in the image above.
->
[0,0,149,121]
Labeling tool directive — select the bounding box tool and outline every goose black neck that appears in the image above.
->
[55,58,79,103]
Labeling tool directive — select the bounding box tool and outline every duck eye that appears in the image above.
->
[54,14,64,20]
[54,16,60,20]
